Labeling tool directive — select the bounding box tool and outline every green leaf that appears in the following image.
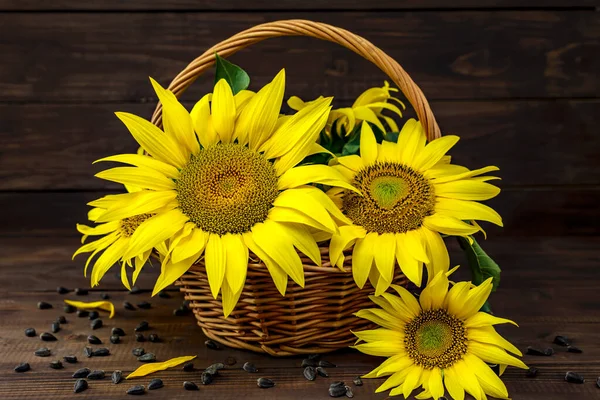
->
[214,53,250,95]
[458,236,501,313]
[384,131,400,143]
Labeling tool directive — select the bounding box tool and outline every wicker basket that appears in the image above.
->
[154,20,442,356]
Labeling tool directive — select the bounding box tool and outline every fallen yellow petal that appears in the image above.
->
[63,300,115,318]
[126,355,197,379]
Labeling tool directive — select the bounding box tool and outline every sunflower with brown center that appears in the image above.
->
[75,70,356,316]
[353,271,527,399]
[327,119,502,294]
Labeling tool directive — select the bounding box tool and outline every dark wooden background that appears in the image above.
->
[0,1,599,399]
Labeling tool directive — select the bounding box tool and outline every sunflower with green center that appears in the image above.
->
[327,119,502,294]
[288,81,405,137]
[353,271,527,399]
[85,70,355,316]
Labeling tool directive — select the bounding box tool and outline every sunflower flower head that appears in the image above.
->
[76,69,357,316]
[353,271,526,399]
[288,81,405,138]
[327,119,502,294]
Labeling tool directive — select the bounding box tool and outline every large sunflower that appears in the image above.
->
[354,271,527,399]
[90,70,355,316]
[328,119,502,294]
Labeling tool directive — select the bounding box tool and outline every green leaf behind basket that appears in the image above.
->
[214,53,250,95]
[458,236,501,313]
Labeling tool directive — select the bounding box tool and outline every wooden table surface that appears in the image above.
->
[1,236,598,399]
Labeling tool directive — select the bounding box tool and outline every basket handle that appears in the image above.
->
[150,19,441,141]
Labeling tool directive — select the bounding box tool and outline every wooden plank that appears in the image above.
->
[1,100,599,190]
[1,188,598,239]
[1,233,600,400]
[0,12,598,102]
[0,0,597,11]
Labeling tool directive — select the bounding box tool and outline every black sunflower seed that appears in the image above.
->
[112,327,126,336]
[303,366,316,381]
[87,370,106,380]
[319,360,336,368]
[57,286,70,294]
[567,346,583,353]
[88,311,99,320]
[148,333,159,343]
[201,371,213,385]
[205,339,220,350]
[316,366,329,377]
[173,307,188,316]
[57,315,67,324]
[25,328,36,337]
[84,346,93,358]
[243,362,258,373]
[353,376,363,386]
[87,335,102,344]
[148,378,163,390]
[129,286,142,295]
[64,355,78,364]
[183,362,194,371]
[110,335,121,344]
[137,301,151,309]
[77,310,89,318]
[329,382,347,397]
[50,360,63,369]
[75,288,88,295]
[100,293,110,300]
[257,377,275,388]
[112,370,123,384]
[92,348,110,357]
[37,301,52,309]
[135,333,145,342]
[126,385,146,395]
[35,347,51,357]
[158,291,171,298]
[73,367,91,378]
[132,348,145,357]
[135,321,149,332]
[344,385,354,398]
[74,379,88,393]
[553,335,570,346]
[565,371,585,384]
[331,381,345,388]
[14,363,30,372]
[205,363,224,376]
[526,367,538,378]
[526,346,552,356]
[123,301,136,311]
[51,322,60,333]
[91,319,103,330]
[182,300,191,308]
[64,304,76,313]
[225,356,237,366]
[40,332,57,341]
[301,359,316,368]
[183,381,198,390]
[137,353,156,362]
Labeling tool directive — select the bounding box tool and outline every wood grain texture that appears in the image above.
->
[1,100,598,190]
[1,11,598,103]
[1,237,599,399]
[0,0,598,11]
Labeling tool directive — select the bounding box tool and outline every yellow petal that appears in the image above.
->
[242,231,288,296]
[389,284,422,318]
[268,206,334,234]
[329,225,367,269]
[133,250,151,285]
[281,223,321,266]
[124,209,188,260]
[251,220,305,287]
[363,353,405,378]
[419,271,449,311]
[455,278,493,319]
[172,228,209,264]
[434,180,501,201]
[336,154,364,172]
[273,189,338,233]
[355,308,405,331]
[64,300,115,318]
[373,233,396,284]
[90,239,128,286]
[402,364,422,398]
[352,341,405,357]
[95,191,176,223]
[404,229,429,264]
[353,106,386,133]
[412,135,460,172]
[115,111,187,168]
[395,233,423,286]
[421,228,450,277]
[149,77,198,155]
[300,186,352,226]
[211,79,236,143]
[234,89,255,114]
[95,167,175,191]
[94,154,179,179]
[465,312,519,329]
[468,341,528,369]
[397,119,426,165]
[222,233,248,295]
[204,234,227,299]
[221,278,243,318]
[431,165,499,184]
[436,198,503,227]
[423,214,480,237]
[277,164,356,193]
[444,365,466,400]
[353,328,404,344]
[120,262,132,291]
[468,326,522,356]
[352,233,376,289]
[152,249,201,296]
[190,93,218,147]
[126,355,197,379]
[427,368,445,400]
[359,122,378,165]
[452,360,485,400]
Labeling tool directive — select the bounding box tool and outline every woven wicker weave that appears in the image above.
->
[157,20,441,356]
